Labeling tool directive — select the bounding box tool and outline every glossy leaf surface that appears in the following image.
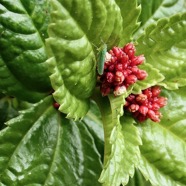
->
[0,0,52,102]
[137,87,186,186]
[0,97,102,186]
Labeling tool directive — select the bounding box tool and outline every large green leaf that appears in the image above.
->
[0,0,52,102]
[137,87,186,186]
[46,0,131,119]
[136,13,186,90]
[135,0,186,38]
[0,96,103,186]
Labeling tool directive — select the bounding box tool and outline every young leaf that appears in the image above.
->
[46,0,124,119]
[0,96,102,186]
[0,0,52,102]
[93,90,141,186]
[115,0,141,44]
[135,0,186,38]
[136,87,186,186]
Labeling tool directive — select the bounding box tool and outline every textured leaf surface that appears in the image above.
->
[0,96,102,186]
[46,0,126,119]
[94,90,141,186]
[0,0,52,102]
[137,87,186,186]
[135,0,186,38]
[115,0,141,44]
[0,96,18,130]
[136,13,186,90]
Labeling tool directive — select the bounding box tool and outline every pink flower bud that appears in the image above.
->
[128,104,139,112]
[147,110,160,122]
[114,85,126,96]
[156,97,167,107]
[136,94,147,103]
[139,106,148,115]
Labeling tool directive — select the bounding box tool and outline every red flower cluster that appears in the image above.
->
[99,43,148,96]
[124,86,167,122]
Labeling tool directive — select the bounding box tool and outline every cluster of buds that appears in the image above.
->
[124,86,167,122]
[99,43,148,96]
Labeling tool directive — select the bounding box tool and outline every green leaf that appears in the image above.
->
[132,63,164,94]
[136,13,186,90]
[83,101,104,161]
[0,96,19,130]
[0,96,102,186]
[136,87,186,186]
[115,0,141,44]
[136,13,186,55]
[127,169,152,186]
[135,0,186,38]
[46,0,124,119]
[0,0,52,102]
[94,90,141,186]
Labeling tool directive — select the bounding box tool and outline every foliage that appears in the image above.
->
[0,0,186,185]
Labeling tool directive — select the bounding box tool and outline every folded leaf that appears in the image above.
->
[0,0,52,102]
[135,0,186,38]
[137,87,186,186]
[46,0,124,119]
[0,96,102,186]
[94,90,141,186]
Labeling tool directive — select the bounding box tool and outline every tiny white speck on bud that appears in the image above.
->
[114,85,126,96]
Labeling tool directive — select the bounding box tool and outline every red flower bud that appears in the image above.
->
[139,106,148,115]
[136,94,147,103]
[147,110,160,122]
[106,72,114,83]
[125,74,137,85]
[115,71,125,84]
[151,86,161,97]
[136,70,148,80]
[131,55,145,66]
[53,102,60,109]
